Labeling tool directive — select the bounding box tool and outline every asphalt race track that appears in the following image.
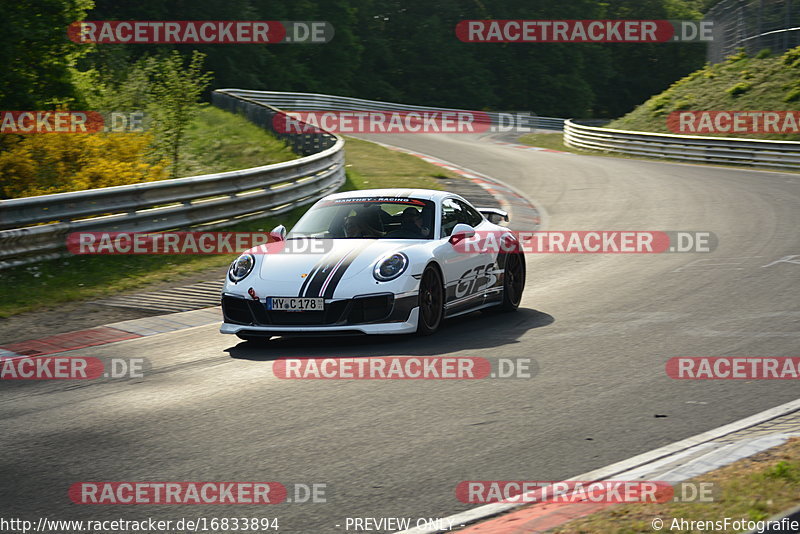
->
[2,132,798,532]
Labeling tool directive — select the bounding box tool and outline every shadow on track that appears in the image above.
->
[225,307,554,361]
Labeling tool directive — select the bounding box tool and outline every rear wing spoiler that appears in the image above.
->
[477,207,509,224]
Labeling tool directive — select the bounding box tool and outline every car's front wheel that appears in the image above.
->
[416,265,444,335]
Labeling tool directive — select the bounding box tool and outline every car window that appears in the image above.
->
[288,198,435,239]
[440,198,472,236]
[457,200,484,227]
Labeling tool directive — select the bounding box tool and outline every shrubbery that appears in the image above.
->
[608,45,800,140]
[0,132,168,198]
[0,51,212,199]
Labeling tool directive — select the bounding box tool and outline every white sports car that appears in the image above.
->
[220,188,525,341]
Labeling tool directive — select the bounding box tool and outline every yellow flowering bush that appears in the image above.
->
[0,132,169,199]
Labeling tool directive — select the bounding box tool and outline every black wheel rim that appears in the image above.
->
[506,255,524,305]
[420,270,443,328]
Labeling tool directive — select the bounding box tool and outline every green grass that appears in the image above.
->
[0,120,460,318]
[553,437,800,533]
[608,46,800,141]
[517,132,591,154]
[179,105,298,176]
[340,136,455,190]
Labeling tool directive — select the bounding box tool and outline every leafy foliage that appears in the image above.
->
[143,51,213,178]
[3,0,712,119]
[726,81,751,96]
[75,51,213,178]
[0,132,168,198]
[609,45,800,139]
[0,0,93,109]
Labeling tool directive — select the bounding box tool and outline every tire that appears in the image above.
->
[236,333,272,344]
[416,265,444,335]
[498,253,525,312]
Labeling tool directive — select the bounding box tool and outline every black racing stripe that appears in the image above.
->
[303,249,350,298]
[298,263,320,297]
[298,253,335,297]
[321,242,372,299]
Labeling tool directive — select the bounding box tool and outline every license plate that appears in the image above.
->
[266,297,324,312]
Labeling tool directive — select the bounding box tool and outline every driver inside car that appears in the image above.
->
[343,214,382,238]
[386,207,428,238]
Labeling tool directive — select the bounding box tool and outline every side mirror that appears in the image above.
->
[449,223,476,244]
[477,207,509,224]
[270,224,287,241]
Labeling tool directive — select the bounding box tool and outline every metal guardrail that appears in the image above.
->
[0,94,345,269]
[217,88,572,131]
[212,90,340,155]
[564,120,800,170]
[7,88,792,270]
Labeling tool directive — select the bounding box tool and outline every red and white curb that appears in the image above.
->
[396,398,800,534]
[0,307,220,359]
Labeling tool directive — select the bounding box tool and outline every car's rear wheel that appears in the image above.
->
[416,266,444,335]
[499,253,525,311]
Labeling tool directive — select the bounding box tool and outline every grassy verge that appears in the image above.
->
[553,437,800,533]
[340,136,455,190]
[517,132,593,155]
[0,124,459,318]
[179,105,298,176]
[608,46,800,141]
[518,47,800,167]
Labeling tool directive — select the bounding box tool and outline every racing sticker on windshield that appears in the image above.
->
[319,197,427,206]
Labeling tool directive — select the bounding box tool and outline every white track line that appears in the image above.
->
[397,397,800,534]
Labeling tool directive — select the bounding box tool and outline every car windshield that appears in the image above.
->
[288,197,436,239]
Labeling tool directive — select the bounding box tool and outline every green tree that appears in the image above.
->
[73,0,710,119]
[145,51,213,178]
[0,0,94,109]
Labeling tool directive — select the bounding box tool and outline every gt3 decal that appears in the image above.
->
[450,262,502,300]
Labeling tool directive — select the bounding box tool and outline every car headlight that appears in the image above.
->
[373,252,409,281]
[229,253,255,282]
